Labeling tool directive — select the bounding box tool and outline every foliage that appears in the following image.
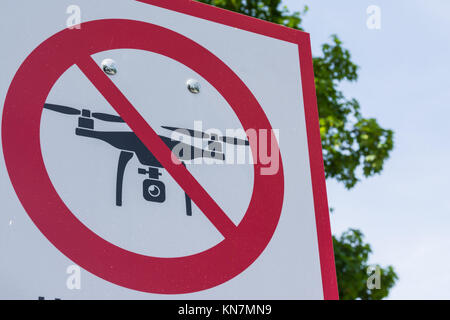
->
[196,0,397,299]
[333,229,398,300]
[197,0,307,29]
[197,0,393,188]
[315,37,393,188]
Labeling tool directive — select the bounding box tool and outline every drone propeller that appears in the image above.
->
[44,103,80,115]
[44,103,124,123]
[161,126,210,138]
[162,126,249,146]
[220,135,250,146]
[91,112,125,123]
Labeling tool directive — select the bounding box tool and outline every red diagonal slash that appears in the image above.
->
[76,55,236,238]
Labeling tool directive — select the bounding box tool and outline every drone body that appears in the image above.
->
[43,103,248,216]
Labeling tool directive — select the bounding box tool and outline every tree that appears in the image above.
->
[333,229,398,300]
[197,0,397,299]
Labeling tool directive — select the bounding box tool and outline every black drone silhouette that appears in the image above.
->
[43,103,249,216]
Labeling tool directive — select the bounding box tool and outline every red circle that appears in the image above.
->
[1,19,284,294]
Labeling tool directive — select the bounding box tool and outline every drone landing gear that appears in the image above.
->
[182,161,192,216]
[185,193,192,216]
[139,167,165,203]
[116,151,134,206]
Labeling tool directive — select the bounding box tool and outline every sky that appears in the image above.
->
[282,0,450,299]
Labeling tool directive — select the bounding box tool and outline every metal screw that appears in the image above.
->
[101,59,117,76]
[187,79,200,94]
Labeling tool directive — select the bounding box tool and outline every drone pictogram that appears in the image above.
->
[43,103,249,216]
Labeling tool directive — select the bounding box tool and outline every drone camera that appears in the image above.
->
[139,166,166,203]
[143,179,166,203]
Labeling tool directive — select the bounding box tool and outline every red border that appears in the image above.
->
[136,0,338,299]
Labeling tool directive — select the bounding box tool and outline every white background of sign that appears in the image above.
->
[0,0,323,299]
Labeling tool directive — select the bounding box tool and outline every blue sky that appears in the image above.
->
[282,0,450,299]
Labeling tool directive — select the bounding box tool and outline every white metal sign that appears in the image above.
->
[0,0,337,299]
